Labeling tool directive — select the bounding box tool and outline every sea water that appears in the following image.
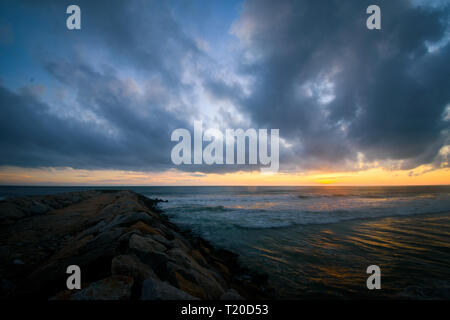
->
[1,185,449,298]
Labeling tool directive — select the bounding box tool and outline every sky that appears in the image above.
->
[0,0,449,186]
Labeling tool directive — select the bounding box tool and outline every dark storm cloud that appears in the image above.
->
[24,0,203,90]
[0,0,205,171]
[0,78,183,170]
[227,0,450,171]
[1,0,449,173]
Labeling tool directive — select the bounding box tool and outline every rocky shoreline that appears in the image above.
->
[0,190,272,300]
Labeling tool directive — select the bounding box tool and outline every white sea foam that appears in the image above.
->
[151,186,450,232]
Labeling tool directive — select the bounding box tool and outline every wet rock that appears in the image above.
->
[141,277,198,300]
[71,275,133,300]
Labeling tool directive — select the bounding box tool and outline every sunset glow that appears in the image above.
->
[1,165,448,186]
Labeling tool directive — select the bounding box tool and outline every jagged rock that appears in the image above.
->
[220,289,244,300]
[141,278,198,300]
[71,275,133,300]
[111,254,158,283]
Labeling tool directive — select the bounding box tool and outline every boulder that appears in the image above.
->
[151,234,172,247]
[111,254,158,283]
[166,257,225,299]
[129,234,169,275]
[128,221,163,236]
[103,211,154,231]
[129,234,167,253]
[71,275,133,300]
[141,278,198,300]
[220,288,244,300]
[170,238,191,252]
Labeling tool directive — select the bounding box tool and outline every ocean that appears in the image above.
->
[1,185,449,299]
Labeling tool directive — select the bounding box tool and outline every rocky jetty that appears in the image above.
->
[0,190,271,300]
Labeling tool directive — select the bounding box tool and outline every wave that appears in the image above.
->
[165,205,450,231]
[167,204,231,213]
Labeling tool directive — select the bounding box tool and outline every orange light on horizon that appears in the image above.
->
[316,178,339,184]
[0,164,449,186]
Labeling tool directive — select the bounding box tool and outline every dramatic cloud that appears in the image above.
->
[0,0,449,174]
[229,0,450,171]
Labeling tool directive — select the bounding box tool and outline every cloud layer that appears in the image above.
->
[0,0,449,174]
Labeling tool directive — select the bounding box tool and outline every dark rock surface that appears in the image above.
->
[0,190,272,300]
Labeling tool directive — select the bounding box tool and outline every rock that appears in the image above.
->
[167,248,198,270]
[0,190,270,300]
[129,234,169,275]
[111,254,158,283]
[166,255,225,299]
[76,220,107,239]
[29,201,50,215]
[129,234,167,253]
[151,234,172,247]
[71,275,133,300]
[128,221,162,236]
[190,250,208,267]
[0,203,25,224]
[141,278,198,300]
[171,269,207,299]
[168,248,226,289]
[220,289,244,300]
[103,211,155,231]
[170,238,191,251]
